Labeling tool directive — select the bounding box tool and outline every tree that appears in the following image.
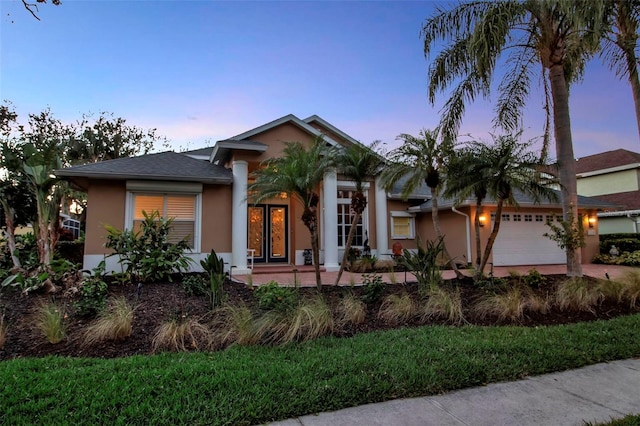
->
[379,129,463,279]
[247,137,336,290]
[422,0,607,277]
[333,142,385,285]
[601,0,640,142]
[445,134,558,281]
[20,0,61,21]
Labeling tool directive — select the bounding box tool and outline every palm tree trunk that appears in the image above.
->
[478,200,504,278]
[303,208,322,290]
[625,49,640,142]
[549,63,582,277]
[430,187,463,279]
[473,199,483,281]
[334,210,362,286]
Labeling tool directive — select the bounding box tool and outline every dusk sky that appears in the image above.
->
[1,0,638,159]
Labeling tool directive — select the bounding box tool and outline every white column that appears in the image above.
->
[231,160,250,274]
[322,168,339,271]
[375,176,389,257]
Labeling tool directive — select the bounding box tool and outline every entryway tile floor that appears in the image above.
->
[232,263,637,287]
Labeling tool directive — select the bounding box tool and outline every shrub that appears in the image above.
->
[378,293,415,324]
[36,301,66,344]
[0,232,38,272]
[74,262,108,318]
[254,281,297,312]
[151,316,212,353]
[599,237,640,254]
[104,211,192,283]
[361,273,385,304]
[335,291,366,326]
[397,237,445,294]
[597,279,626,303]
[523,268,546,289]
[421,287,464,324]
[200,249,226,308]
[181,274,209,297]
[83,297,134,345]
[555,278,603,313]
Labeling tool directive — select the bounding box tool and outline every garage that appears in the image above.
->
[492,212,566,266]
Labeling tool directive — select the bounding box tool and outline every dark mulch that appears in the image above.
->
[1,274,637,360]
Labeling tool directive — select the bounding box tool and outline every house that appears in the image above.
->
[56,114,607,274]
[575,149,640,234]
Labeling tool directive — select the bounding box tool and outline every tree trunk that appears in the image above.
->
[625,47,640,142]
[431,187,463,279]
[1,200,21,269]
[549,63,582,277]
[472,199,483,281]
[303,208,322,290]
[478,200,505,277]
[334,209,363,286]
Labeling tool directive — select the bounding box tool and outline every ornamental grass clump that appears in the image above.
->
[36,301,66,344]
[555,278,603,313]
[473,286,550,322]
[378,293,416,325]
[0,315,7,350]
[152,316,212,353]
[335,291,366,326]
[253,295,333,345]
[211,304,256,347]
[421,286,464,324]
[83,296,134,346]
[619,270,640,308]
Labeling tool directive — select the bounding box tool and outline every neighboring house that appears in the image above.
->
[56,114,607,273]
[575,149,640,234]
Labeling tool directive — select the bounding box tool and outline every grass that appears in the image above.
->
[83,297,134,346]
[421,286,465,324]
[2,314,640,425]
[335,291,366,326]
[474,287,550,322]
[588,414,640,426]
[152,317,212,353]
[35,301,66,344]
[378,293,415,324]
[619,270,640,308]
[212,304,256,346]
[555,277,604,313]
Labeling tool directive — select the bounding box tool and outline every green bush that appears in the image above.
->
[0,232,38,272]
[74,262,109,318]
[396,236,445,294]
[254,281,297,312]
[55,240,84,265]
[104,211,192,283]
[599,238,640,254]
[593,250,640,266]
[523,268,546,289]
[181,274,209,297]
[361,273,385,304]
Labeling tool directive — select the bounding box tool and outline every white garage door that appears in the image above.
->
[492,212,566,266]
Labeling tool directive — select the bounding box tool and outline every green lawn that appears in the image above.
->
[3,314,640,425]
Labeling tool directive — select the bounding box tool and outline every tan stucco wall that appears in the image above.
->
[415,208,471,265]
[201,185,233,252]
[84,180,126,255]
[577,169,639,196]
[235,123,317,164]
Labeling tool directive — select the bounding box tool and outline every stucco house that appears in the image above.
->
[576,149,640,234]
[56,114,607,274]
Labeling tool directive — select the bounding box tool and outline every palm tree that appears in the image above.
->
[247,136,336,290]
[445,134,558,281]
[422,1,607,277]
[333,142,385,285]
[601,0,640,141]
[379,129,463,279]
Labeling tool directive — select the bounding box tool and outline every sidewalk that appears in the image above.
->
[268,358,640,426]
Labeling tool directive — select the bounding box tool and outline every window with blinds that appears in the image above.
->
[390,213,415,239]
[133,194,195,247]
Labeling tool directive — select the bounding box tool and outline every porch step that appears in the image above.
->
[250,265,326,274]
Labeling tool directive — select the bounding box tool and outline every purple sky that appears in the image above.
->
[1,0,638,159]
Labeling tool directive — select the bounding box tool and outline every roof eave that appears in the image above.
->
[56,171,233,185]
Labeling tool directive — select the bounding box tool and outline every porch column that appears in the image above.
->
[323,168,339,271]
[375,176,389,257]
[231,160,250,274]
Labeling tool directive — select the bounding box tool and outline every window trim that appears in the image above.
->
[390,211,415,239]
[336,185,369,249]
[125,181,202,252]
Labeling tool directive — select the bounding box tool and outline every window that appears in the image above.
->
[502,214,510,221]
[535,215,543,222]
[391,211,415,239]
[524,214,532,222]
[132,194,197,248]
[337,189,366,248]
[513,214,521,222]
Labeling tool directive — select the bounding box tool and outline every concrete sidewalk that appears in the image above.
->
[268,358,640,426]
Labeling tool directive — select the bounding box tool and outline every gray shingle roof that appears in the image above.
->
[411,189,619,212]
[56,151,233,184]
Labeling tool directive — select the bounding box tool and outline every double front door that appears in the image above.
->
[248,205,288,263]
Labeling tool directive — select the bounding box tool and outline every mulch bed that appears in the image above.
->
[1,274,637,360]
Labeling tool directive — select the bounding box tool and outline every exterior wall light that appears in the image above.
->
[479,214,487,227]
[588,215,596,229]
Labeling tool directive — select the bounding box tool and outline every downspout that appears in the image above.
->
[626,213,639,234]
[451,206,472,267]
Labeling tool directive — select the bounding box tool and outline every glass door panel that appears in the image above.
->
[248,206,264,260]
[269,206,286,261]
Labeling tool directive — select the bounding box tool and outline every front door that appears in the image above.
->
[248,205,288,263]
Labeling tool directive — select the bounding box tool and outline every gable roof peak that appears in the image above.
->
[575,148,640,174]
[228,114,341,147]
